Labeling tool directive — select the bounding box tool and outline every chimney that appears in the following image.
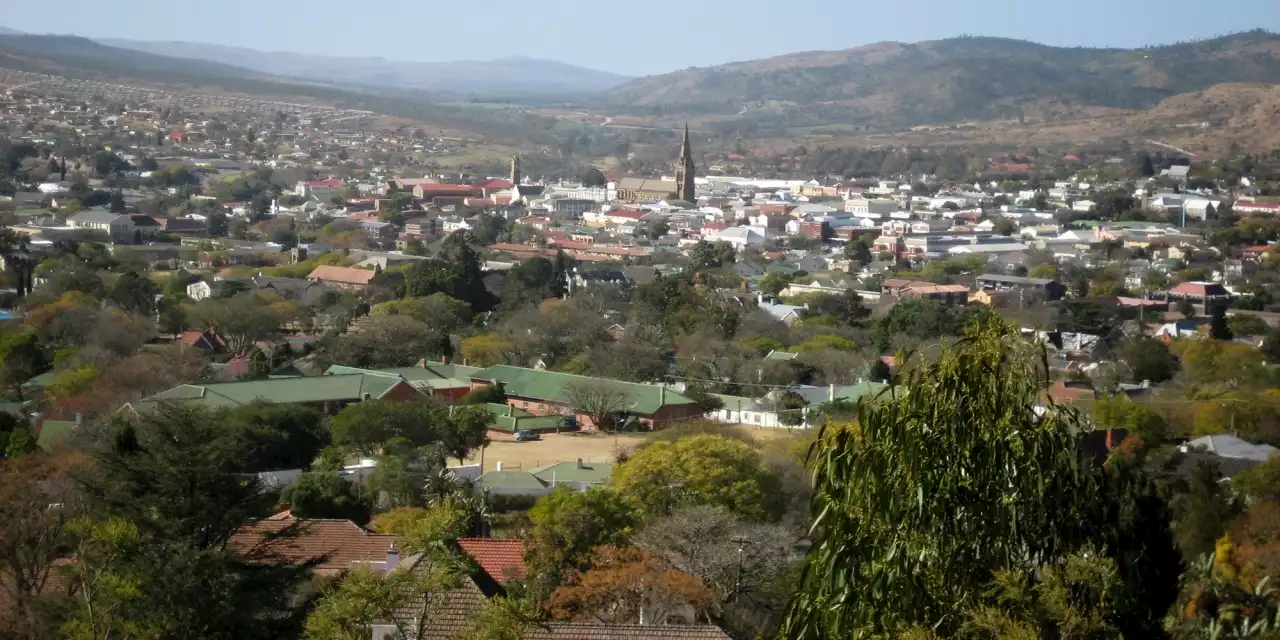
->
[361,393,372,402]
[576,458,584,469]
[1141,379,1150,389]
[1105,428,1114,450]
[496,461,503,471]
[828,384,835,402]
[384,544,400,571]
[441,354,452,365]
[74,412,83,426]
[659,385,666,404]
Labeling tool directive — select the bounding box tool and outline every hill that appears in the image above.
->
[605,31,1280,130]
[98,39,633,96]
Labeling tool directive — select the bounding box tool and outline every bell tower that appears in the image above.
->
[675,124,696,202]
[510,155,521,186]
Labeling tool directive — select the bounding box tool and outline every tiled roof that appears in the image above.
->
[525,625,733,639]
[308,265,377,286]
[230,515,395,576]
[456,538,527,582]
[471,366,696,416]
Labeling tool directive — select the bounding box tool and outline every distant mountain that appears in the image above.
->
[98,39,633,96]
[0,27,24,36]
[0,34,279,84]
[606,30,1280,129]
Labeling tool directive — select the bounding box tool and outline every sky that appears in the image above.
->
[4,0,1280,77]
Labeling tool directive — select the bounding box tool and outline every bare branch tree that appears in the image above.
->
[564,380,633,431]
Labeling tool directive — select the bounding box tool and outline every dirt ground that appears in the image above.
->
[463,426,804,473]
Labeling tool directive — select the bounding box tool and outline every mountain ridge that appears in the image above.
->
[605,30,1280,130]
[97,38,633,96]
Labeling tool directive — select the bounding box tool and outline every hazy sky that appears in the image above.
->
[5,0,1280,76]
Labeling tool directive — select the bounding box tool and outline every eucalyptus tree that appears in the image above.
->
[781,322,1180,639]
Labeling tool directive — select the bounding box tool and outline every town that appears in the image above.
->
[2,55,1280,640]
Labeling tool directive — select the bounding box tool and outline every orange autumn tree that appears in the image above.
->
[547,546,713,626]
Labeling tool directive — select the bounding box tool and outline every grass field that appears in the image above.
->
[464,426,805,473]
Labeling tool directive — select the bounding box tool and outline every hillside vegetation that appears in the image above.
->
[605,31,1280,130]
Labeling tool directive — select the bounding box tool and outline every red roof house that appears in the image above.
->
[456,538,527,584]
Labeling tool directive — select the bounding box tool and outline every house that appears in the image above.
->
[307,265,377,291]
[456,538,526,585]
[365,551,734,639]
[1166,281,1231,304]
[1154,321,1199,342]
[131,372,428,415]
[67,208,134,240]
[179,328,226,353]
[186,280,236,301]
[325,361,483,405]
[756,296,805,325]
[974,274,1066,301]
[881,279,968,305]
[252,275,328,306]
[1182,434,1279,462]
[708,226,768,249]
[158,217,206,236]
[1234,200,1280,216]
[230,511,397,577]
[468,366,703,429]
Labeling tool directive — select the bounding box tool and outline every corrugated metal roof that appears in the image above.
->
[471,366,696,416]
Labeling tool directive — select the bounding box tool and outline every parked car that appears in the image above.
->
[514,430,541,442]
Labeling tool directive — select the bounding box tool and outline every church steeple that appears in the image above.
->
[675,124,696,203]
[510,155,521,186]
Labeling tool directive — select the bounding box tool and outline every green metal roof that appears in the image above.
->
[325,362,478,390]
[471,366,696,416]
[531,461,613,485]
[37,420,78,451]
[138,373,416,410]
[474,471,548,491]
[831,381,892,403]
[21,371,56,390]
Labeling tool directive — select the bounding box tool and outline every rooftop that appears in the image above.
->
[472,365,696,416]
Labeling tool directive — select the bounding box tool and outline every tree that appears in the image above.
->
[60,517,146,640]
[1177,297,1196,319]
[330,399,449,455]
[461,596,542,640]
[564,380,633,431]
[1139,154,1155,177]
[1231,456,1280,504]
[804,290,870,327]
[1171,461,1239,562]
[636,506,797,639]
[1209,301,1234,341]
[612,435,782,520]
[189,294,283,355]
[582,167,607,187]
[759,272,793,296]
[780,323,1180,639]
[644,218,670,241]
[843,238,873,266]
[1228,313,1270,337]
[1121,336,1179,383]
[438,405,490,464]
[107,271,158,315]
[206,211,229,238]
[0,332,48,401]
[547,546,713,625]
[222,401,327,471]
[280,472,371,525]
[459,334,514,368]
[77,404,318,639]
[525,488,639,601]
[303,555,466,640]
[1028,264,1058,280]
[0,453,82,639]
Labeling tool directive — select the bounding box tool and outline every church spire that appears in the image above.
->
[675,123,696,203]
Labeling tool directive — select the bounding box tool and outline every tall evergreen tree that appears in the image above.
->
[74,404,318,639]
[781,322,1180,639]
